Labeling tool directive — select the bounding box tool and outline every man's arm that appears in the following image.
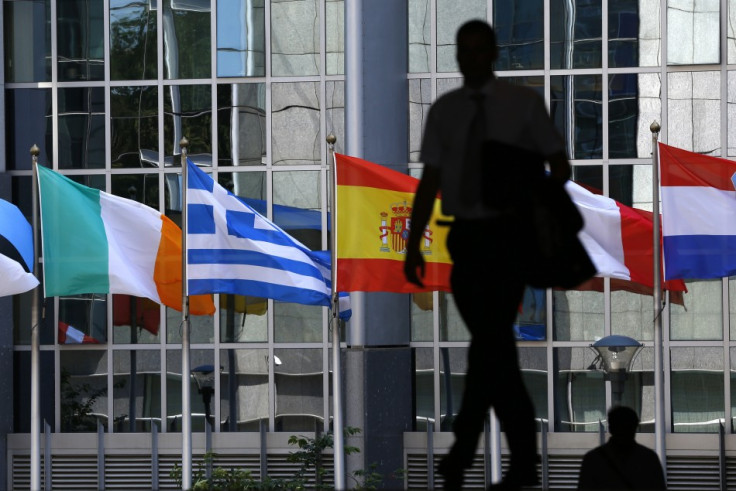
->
[404,166,441,287]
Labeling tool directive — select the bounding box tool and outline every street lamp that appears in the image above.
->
[191,364,219,426]
[590,335,643,407]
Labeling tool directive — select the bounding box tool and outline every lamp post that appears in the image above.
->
[191,364,219,426]
[590,335,643,407]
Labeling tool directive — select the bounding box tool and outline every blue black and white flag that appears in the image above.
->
[0,198,39,296]
[186,159,332,307]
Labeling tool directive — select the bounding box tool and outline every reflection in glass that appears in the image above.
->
[273,170,322,249]
[217,0,265,77]
[4,0,51,82]
[439,347,466,431]
[274,348,324,432]
[217,84,266,167]
[516,287,546,340]
[6,88,52,171]
[610,74,660,159]
[608,0,638,67]
[414,348,435,431]
[612,291,655,341]
[166,349,214,432]
[219,294,268,342]
[554,347,604,432]
[409,79,431,163]
[729,276,736,339]
[326,81,345,155]
[436,0,486,72]
[553,290,603,341]
[57,0,104,81]
[439,293,470,342]
[670,280,723,340]
[667,0,719,65]
[610,163,653,210]
[494,0,544,70]
[111,86,159,169]
[731,0,736,64]
[409,0,430,72]
[166,307,214,344]
[270,0,319,76]
[729,347,736,431]
[550,0,602,69]
[437,78,462,98]
[671,347,723,433]
[220,349,268,431]
[113,349,161,432]
[272,82,320,165]
[14,351,55,432]
[274,302,322,343]
[668,72,721,155]
[411,292,434,341]
[163,0,211,79]
[60,351,108,432]
[110,0,157,80]
[112,295,161,344]
[550,75,603,159]
[58,87,105,169]
[164,85,213,161]
[59,294,108,344]
[326,0,344,75]
[730,72,736,156]
[519,348,548,424]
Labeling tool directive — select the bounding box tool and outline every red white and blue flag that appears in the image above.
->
[659,143,736,280]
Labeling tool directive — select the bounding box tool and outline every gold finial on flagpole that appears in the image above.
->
[650,121,661,134]
[327,133,337,147]
[30,144,40,158]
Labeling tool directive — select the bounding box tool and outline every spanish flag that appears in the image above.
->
[335,153,452,293]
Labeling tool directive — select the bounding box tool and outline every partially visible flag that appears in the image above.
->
[0,199,39,296]
[186,159,332,307]
[36,165,214,315]
[335,153,453,293]
[113,295,162,335]
[566,180,687,294]
[659,143,736,280]
[58,321,100,344]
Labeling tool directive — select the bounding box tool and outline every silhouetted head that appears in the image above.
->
[456,20,498,89]
[607,405,639,441]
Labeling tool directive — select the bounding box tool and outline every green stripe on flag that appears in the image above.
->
[37,166,110,296]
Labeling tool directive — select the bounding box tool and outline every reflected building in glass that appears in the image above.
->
[2,0,736,488]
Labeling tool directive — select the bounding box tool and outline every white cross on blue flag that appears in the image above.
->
[186,159,332,307]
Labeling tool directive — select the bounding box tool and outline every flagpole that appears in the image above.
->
[30,144,41,491]
[180,138,193,490]
[327,134,346,489]
[651,121,666,468]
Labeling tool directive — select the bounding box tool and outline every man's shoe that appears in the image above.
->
[437,454,464,491]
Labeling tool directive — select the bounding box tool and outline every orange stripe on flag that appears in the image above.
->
[335,153,452,293]
[154,215,215,315]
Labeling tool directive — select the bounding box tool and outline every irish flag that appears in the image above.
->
[37,165,214,315]
[334,153,452,292]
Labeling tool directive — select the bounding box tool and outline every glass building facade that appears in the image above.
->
[2,0,736,488]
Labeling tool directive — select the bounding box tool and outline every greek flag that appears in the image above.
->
[186,159,332,306]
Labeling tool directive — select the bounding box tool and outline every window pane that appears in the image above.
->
[414,348,435,431]
[436,0,486,72]
[6,88,52,171]
[730,0,736,64]
[217,83,266,167]
[272,82,320,165]
[668,71,721,156]
[609,74,661,159]
[409,0,430,73]
[409,78,431,163]
[58,87,106,169]
[59,294,108,344]
[516,287,546,341]
[670,279,723,340]
[494,0,544,70]
[520,347,548,424]
[4,0,51,82]
[550,0,602,69]
[671,347,724,433]
[411,292,434,342]
[609,0,661,67]
[220,348,268,431]
[110,0,157,80]
[113,295,161,344]
[14,351,55,432]
[61,351,108,432]
[439,293,470,342]
[554,347,604,432]
[111,86,159,169]
[163,0,211,79]
[57,0,104,81]
[219,294,268,342]
[166,308,214,344]
[728,72,736,157]
[553,290,604,341]
[550,75,603,160]
[270,0,319,76]
[439,347,466,431]
[326,81,345,155]
[274,303,322,343]
[217,0,265,77]
[729,347,736,431]
[166,349,215,432]
[667,0,719,65]
[113,349,161,432]
[326,0,344,75]
[164,85,213,162]
[274,348,324,432]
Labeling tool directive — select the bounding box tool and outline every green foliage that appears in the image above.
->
[60,368,119,432]
[169,426,405,490]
